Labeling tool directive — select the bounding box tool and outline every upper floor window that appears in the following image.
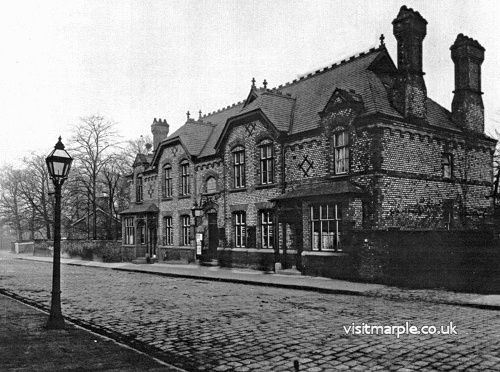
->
[180,161,190,195]
[181,215,190,246]
[333,131,349,175]
[259,142,274,185]
[162,164,172,198]
[163,216,173,245]
[232,146,246,188]
[260,210,274,249]
[206,176,217,194]
[311,204,342,251]
[442,153,453,179]
[234,211,246,248]
[136,175,143,202]
[124,217,134,245]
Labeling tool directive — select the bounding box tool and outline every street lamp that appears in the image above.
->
[45,136,72,329]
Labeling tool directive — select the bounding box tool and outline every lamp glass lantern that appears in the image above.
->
[46,137,73,181]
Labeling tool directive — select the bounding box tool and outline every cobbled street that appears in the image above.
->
[1,257,499,371]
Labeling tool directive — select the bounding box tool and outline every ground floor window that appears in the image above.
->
[164,216,173,245]
[138,223,146,245]
[234,211,246,248]
[181,215,190,246]
[124,217,134,245]
[260,210,274,248]
[311,204,342,251]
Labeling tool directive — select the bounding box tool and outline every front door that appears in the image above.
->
[148,226,157,257]
[207,213,218,260]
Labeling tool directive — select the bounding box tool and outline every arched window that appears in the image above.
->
[259,141,274,185]
[333,131,349,174]
[163,216,173,245]
[136,175,143,202]
[181,215,190,245]
[206,176,217,194]
[162,164,172,197]
[180,160,190,195]
[232,146,245,188]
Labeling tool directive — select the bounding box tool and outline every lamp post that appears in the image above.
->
[45,136,73,329]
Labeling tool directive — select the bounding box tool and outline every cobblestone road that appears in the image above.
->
[1,257,499,371]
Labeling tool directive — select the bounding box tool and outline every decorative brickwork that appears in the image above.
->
[120,6,497,280]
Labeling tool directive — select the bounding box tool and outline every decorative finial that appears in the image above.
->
[263,79,268,89]
[55,136,64,150]
[198,110,202,120]
[186,111,190,120]
[379,34,385,46]
[251,77,256,87]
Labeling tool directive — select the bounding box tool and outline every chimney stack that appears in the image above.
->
[151,118,169,150]
[392,6,428,120]
[450,34,485,133]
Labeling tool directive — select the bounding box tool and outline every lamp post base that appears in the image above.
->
[45,314,66,330]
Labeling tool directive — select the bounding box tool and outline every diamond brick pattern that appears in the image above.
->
[299,155,313,177]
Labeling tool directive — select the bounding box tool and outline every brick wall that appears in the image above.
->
[222,120,283,248]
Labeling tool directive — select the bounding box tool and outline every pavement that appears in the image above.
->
[0,293,184,371]
[12,252,500,310]
[2,252,500,371]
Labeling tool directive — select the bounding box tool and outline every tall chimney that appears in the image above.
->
[392,6,428,120]
[151,118,169,150]
[450,34,485,133]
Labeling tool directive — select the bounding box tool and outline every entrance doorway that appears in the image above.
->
[207,212,218,260]
[148,226,157,257]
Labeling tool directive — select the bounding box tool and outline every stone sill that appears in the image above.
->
[178,195,191,200]
[217,247,274,253]
[302,251,346,257]
[158,245,194,250]
[229,188,247,193]
[161,197,173,201]
[255,183,277,190]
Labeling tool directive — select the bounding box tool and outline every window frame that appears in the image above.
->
[442,153,453,179]
[259,142,274,185]
[124,217,135,245]
[180,161,190,195]
[138,222,146,245]
[136,175,143,202]
[333,131,349,175]
[162,164,173,198]
[164,216,173,246]
[181,215,190,246]
[232,146,246,189]
[310,203,342,252]
[234,211,246,248]
[260,210,274,249]
[205,176,217,194]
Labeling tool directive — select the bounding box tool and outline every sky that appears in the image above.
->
[1,0,499,166]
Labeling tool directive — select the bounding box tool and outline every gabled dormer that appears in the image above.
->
[320,88,365,137]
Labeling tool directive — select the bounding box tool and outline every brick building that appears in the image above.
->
[120,6,496,278]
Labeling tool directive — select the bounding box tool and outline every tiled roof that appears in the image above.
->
[272,181,365,201]
[237,91,296,132]
[162,45,461,159]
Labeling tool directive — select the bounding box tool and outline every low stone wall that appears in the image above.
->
[61,240,129,262]
[34,240,131,262]
[159,246,196,263]
[348,230,500,293]
[12,242,35,254]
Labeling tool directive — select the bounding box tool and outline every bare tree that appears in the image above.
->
[493,129,500,209]
[0,166,26,241]
[124,134,153,168]
[71,115,120,239]
[18,154,53,239]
